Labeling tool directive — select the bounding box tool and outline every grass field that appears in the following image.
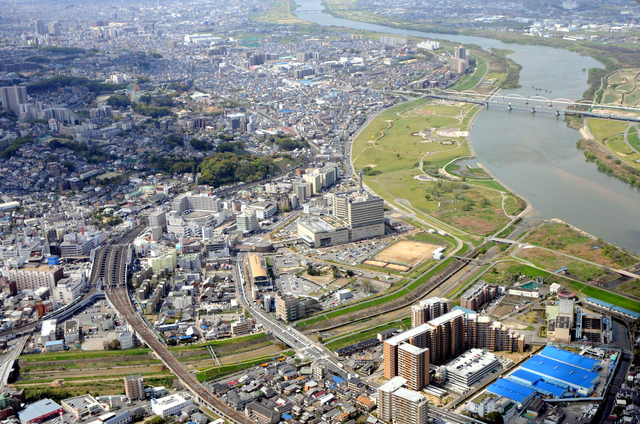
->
[325,322,404,351]
[524,222,639,268]
[589,119,627,142]
[617,280,640,298]
[581,285,640,313]
[516,247,607,281]
[628,126,640,152]
[451,56,487,91]
[481,261,550,285]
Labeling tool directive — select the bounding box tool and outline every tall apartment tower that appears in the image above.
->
[0,86,28,114]
[411,297,450,327]
[398,343,430,391]
[124,374,144,400]
[455,45,468,61]
[378,377,428,424]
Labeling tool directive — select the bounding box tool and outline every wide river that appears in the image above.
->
[293,0,640,253]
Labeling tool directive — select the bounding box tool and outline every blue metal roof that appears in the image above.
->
[452,306,475,315]
[521,355,599,390]
[612,306,640,318]
[332,376,345,384]
[487,379,535,403]
[44,340,63,346]
[539,346,599,371]
[509,370,568,398]
[585,297,613,308]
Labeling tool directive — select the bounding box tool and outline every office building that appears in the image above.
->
[246,202,277,220]
[0,86,28,114]
[275,294,304,322]
[377,377,428,424]
[398,343,430,391]
[34,20,46,36]
[411,297,450,327]
[150,394,193,418]
[236,211,258,233]
[332,191,385,241]
[445,349,500,387]
[48,22,61,36]
[460,281,497,311]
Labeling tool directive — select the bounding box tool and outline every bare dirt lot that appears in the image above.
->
[375,241,440,267]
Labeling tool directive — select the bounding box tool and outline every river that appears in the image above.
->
[293,0,640,253]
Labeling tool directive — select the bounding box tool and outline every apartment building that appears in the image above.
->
[124,374,144,400]
[275,294,304,322]
[398,343,430,391]
[411,297,451,327]
[385,306,524,380]
[377,377,428,424]
[460,281,498,311]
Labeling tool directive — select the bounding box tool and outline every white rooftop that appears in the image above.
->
[399,343,428,355]
[386,324,431,346]
[393,387,425,403]
[427,309,465,327]
[445,348,499,376]
[378,376,407,393]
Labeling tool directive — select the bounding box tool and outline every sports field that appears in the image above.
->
[375,240,441,267]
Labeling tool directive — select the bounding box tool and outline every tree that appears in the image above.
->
[485,412,504,424]
[317,335,322,343]
[112,339,121,350]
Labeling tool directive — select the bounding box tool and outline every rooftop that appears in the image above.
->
[393,387,425,403]
[377,376,407,393]
[398,343,428,355]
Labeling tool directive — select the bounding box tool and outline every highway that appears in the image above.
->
[0,335,29,391]
[233,254,359,379]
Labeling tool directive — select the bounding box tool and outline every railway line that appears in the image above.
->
[101,227,256,424]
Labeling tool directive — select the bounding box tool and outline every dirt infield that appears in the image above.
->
[375,241,441,267]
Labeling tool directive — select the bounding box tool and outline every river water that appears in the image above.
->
[293,0,640,252]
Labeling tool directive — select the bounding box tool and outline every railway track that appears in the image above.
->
[101,227,255,424]
[107,288,256,424]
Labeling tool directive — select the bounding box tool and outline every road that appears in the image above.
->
[233,254,359,379]
[0,335,28,391]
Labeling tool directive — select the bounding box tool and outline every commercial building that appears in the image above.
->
[18,399,64,424]
[236,211,259,234]
[249,254,270,288]
[63,320,80,344]
[445,349,500,387]
[172,193,219,213]
[460,281,497,311]
[61,395,101,419]
[514,346,600,397]
[246,202,277,220]
[124,374,144,400]
[275,294,304,322]
[377,377,428,424]
[2,264,64,291]
[296,216,349,248]
[411,297,450,327]
[150,394,193,418]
